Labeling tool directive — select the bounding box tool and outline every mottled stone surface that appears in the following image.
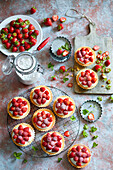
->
[0,0,113,170]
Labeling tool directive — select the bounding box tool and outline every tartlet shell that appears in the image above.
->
[53,96,75,118]
[76,69,98,90]
[7,97,30,120]
[41,131,65,155]
[30,85,52,107]
[11,123,35,147]
[67,144,91,168]
[74,46,96,66]
[32,108,56,131]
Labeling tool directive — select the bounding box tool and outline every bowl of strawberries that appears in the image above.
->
[0,15,43,56]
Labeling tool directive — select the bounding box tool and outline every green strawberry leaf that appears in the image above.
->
[91,126,97,132]
[82,130,88,137]
[97,96,102,101]
[93,135,98,140]
[63,77,69,83]
[58,158,62,162]
[32,146,38,151]
[92,142,98,148]
[23,159,27,163]
[48,62,54,70]
[82,109,89,115]
[83,124,89,130]
[70,115,76,121]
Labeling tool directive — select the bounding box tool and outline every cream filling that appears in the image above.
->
[70,146,89,166]
[12,125,35,145]
[43,138,63,153]
[33,88,51,106]
[55,97,73,116]
[78,72,97,87]
[34,111,53,129]
[9,103,28,117]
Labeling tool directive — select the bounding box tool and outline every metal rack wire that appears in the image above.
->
[7,86,80,158]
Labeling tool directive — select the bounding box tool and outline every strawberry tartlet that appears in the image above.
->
[67,144,91,168]
[76,69,98,90]
[11,123,35,147]
[7,97,30,119]
[53,96,75,118]
[41,131,64,155]
[74,47,96,66]
[32,109,55,131]
[30,86,52,107]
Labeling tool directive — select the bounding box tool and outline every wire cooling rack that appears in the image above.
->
[7,86,80,158]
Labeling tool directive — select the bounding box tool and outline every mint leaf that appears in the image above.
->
[13,152,22,159]
[16,153,22,157]
[63,77,69,83]
[23,159,27,163]
[97,96,102,101]
[83,124,89,130]
[110,95,113,102]
[70,115,76,121]
[91,126,97,132]
[48,62,54,70]
[93,135,98,140]
[32,146,38,151]
[58,158,62,162]
[61,42,70,51]
[92,142,98,148]
[82,130,88,137]
[82,109,89,115]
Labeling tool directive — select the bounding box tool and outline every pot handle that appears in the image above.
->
[2,55,15,75]
[37,64,44,74]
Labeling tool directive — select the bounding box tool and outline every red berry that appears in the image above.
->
[23,127,29,132]
[95,65,102,72]
[57,48,63,55]
[23,33,29,39]
[59,66,66,72]
[62,50,69,57]
[11,37,17,44]
[28,24,35,30]
[52,15,59,21]
[91,77,97,83]
[29,37,37,46]
[18,125,23,130]
[64,131,70,137]
[52,146,59,152]
[2,38,8,44]
[21,107,27,113]
[7,34,12,39]
[18,130,23,136]
[24,42,31,50]
[33,30,39,36]
[83,158,88,163]
[105,60,110,67]
[40,87,45,92]
[60,17,66,23]
[13,111,18,116]
[17,33,23,39]
[93,45,100,51]
[82,147,87,153]
[16,138,20,143]
[76,162,81,166]
[10,20,15,27]
[105,51,109,56]
[19,46,25,52]
[12,46,18,52]
[44,18,52,26]
[58,23,64,31]
[21,140,25,144]
[30,6,37,14]
[58,98,63,103]
[41,98,46,104]
[74,156,79,161]
[76,145,81,152]
[13,129,18,134]
[71,147,76,152]
[42,142,47,147]
[13,135,17,139]
[67,83,73,87]
[1,28,8,34]
[34,89,40,94]
[69,152,75,158]
[37,98,41,104]
[14,40,20,47]
[9,26,14,33]
[24,137,29,141]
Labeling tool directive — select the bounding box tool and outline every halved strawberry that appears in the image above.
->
[60,17,66,23]
[62,50,69,57]
[64,131,70,137]
[52,15,59,21]
[95,65,102,72]
[88,113,95,120]
[93,45,100,51]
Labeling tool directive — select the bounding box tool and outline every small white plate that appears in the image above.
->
[0,15,43,57]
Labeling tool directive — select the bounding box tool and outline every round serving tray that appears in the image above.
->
[7,86,80,158]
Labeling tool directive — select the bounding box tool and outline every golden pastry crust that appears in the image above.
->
[11,123,35,147]
[74,46,96,66]
[76,69,98,90]
[30,85,52,107]
[7,97,30,120]
[67,144,91,168]
[53,96,75,118]
[41,131,65,155]
[32,109,56,131]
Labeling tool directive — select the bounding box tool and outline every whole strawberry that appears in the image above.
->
[44,18,52,26]
[30,6,37,14]
[58,23,64,31]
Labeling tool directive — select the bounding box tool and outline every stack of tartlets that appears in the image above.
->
[75,46,98,90]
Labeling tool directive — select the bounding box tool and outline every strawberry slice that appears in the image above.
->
[52,15,59,21]
[64,130,70,137]
[62,50,69,57]
[88,113,95,120]
[93,45,100,51]
[60,17,66,23]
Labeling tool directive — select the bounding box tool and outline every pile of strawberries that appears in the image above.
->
[13,125,32,144]
[9,98,28,116]
[43,15,66,31]
[0,18,39,52]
